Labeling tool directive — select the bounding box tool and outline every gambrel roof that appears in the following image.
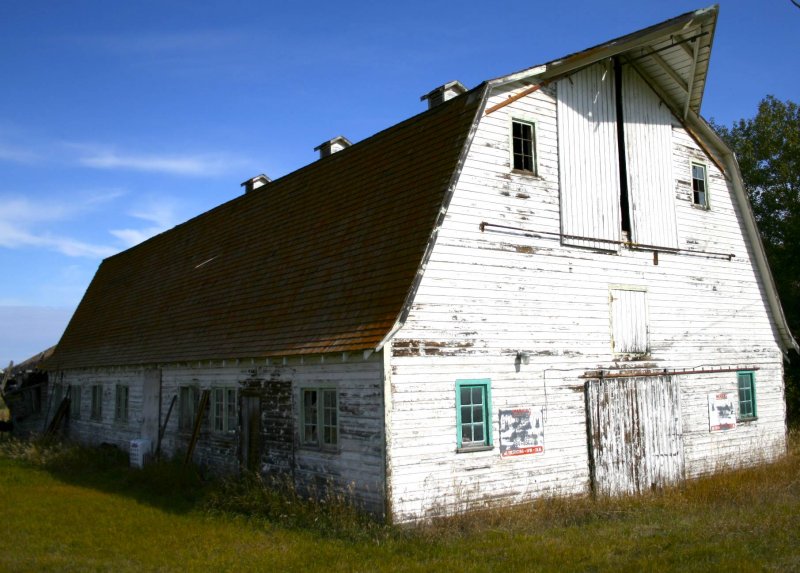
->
[47,5,796,370]
[48,89,483,368]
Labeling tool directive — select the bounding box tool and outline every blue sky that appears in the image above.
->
[1,0,798,366]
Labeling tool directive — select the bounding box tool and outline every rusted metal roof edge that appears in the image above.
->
[374,84,491,352]
[688,112,799,356]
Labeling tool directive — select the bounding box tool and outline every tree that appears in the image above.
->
[713,96,800,426]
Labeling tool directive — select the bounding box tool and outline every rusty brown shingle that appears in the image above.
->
[46,87,483,369]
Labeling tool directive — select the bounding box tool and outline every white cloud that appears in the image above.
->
[109,197,182,248]
[78,149,243,176]
[0,193,121,259]
[0,221,117,259]
[0,143,40,164]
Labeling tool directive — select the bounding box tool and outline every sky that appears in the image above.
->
[0,0,798,366]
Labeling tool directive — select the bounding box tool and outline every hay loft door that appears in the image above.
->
[586,375,685,496]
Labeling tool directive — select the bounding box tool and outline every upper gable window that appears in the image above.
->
[691,162,709,208]
[511,119,537,174]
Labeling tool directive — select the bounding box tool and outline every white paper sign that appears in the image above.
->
[708,391,736,432]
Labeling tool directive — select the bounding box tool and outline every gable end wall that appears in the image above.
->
[386,75,787,522]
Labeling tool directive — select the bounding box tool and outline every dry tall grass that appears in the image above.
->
[1,431,799,571]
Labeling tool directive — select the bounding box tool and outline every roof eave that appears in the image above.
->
[489,5,718,117]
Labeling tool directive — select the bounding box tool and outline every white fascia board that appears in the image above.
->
[375,86,491,353]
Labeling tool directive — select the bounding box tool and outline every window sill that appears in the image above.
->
[737,416,758,423]
[510,169,540,178]
[299,445,340,454]
[691,203,710,211]
[456,445,494,454]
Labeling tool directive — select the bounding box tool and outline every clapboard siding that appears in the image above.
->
[57,352,386,514]
[386,77,786,521]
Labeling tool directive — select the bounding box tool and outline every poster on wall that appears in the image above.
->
[499,407,545,457]
[708,391,737,432]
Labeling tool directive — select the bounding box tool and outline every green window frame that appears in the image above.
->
[114,384,129,422]
[456,379,493,451]
[69,385,81,419]
[212,387,237,434]
[91,385,102,420]
[691,162,709,208]
[301,387,338,449]
[511,119,537,174]
[737,371,757,420]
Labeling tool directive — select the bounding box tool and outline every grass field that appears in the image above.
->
[1,436,799,572]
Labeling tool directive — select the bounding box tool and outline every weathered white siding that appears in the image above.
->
[557,63,621,250]
[386,74,787,522]
[57,351,386,514]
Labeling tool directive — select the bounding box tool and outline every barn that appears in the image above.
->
[40,5,796,522]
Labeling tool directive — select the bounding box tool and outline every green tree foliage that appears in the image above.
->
[713,96,800,425]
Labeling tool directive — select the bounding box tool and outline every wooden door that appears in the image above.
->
[586,375,684,496]
[141,369,162,452]
[240,394,261,473]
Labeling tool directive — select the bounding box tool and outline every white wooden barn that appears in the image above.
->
[42,5,796,522]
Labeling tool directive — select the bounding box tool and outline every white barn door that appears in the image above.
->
[622,66,678,249]
[586,375,684,496]
[557,62,621,251]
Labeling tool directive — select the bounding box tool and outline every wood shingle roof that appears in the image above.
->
[47,88,483,369]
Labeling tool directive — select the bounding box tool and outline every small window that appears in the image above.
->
[691,162,708,208]
[610,287,649,355]
[69,385,81,419]
[212,387,237,433]
[115,385,129,422]
[301,388,338,449]
[456,379,493,451]
[179,386,200,431]
[737,371,757,420]
[91,385,103,420]
[511,119,537,174]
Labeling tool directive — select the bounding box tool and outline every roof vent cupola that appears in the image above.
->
[314,135,352,159]
[240,174,271,194]
[420,80,467,109]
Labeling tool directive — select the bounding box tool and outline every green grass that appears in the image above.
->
[1,435,800,572]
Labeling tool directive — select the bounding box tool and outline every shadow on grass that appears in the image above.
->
[0,438,390,543]
[0,439,206,515]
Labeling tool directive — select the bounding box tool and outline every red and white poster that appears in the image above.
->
[499,408,544,457]
[708,391,737,432]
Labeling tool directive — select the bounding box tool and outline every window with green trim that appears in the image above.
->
[301,388,338,449]
[691,162,708,208]
[456,379,492,451]
[737,371,757,420]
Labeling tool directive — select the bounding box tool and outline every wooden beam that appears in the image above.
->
[184,389,210,467]
[683,35,701,119]
[672,33,695,58]
[485,80,551,115]
[644,47,688,93]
